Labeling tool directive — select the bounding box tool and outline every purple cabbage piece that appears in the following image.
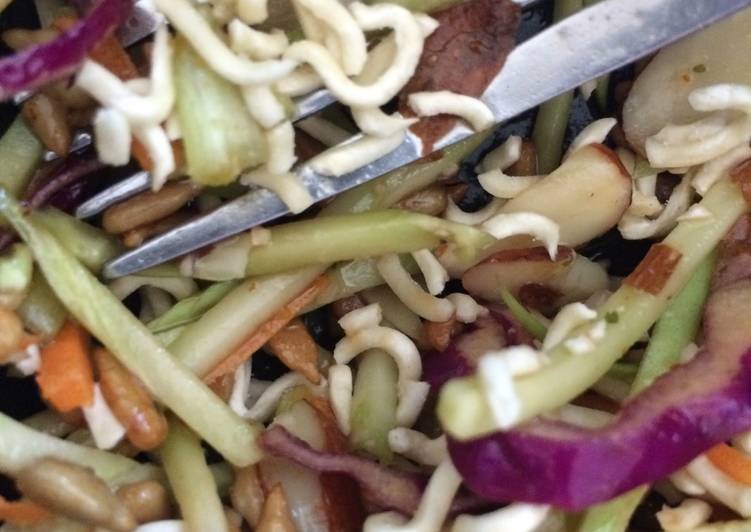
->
[0,0,132,100]
[422,308,533,389]
[448,253,751,509]
[261,425,489,516]
[24,151,104,209]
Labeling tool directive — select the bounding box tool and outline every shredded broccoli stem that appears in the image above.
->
[22,410,74,438]
[0,243,32,308]
[577,252,716,532]
[438,178,748,439]
[531,0,583,173]
[147,280,239,334]
[35,208,121,272]
[17,267,67,339]
[0,412,158,486]
[350,349,399,462]
[0,116,42,199]
[0,190,262,466]
[499,287,547,341]
[162,417,229,532]
[362,285,423,340]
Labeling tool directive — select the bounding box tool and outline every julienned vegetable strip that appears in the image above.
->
[577,253,716,532]
[0,412,157,486]
[172,132,491,377]
[173,37,267,186]
[350,349,399,462]
[0,243,32,309]
[531,0,583,173]
[34,208,121,272]
[632,252,716,394]
[161,417,229,532]
[0,116,42,200]
[0,190,262,467]
[190,210,495,280]
[499,287,547,341]
[706,444,751,485]
[35,321,94,413]
[147,280,239,334]
[202,276,329,383]
[17,268,67,339]
[438,178,748,439]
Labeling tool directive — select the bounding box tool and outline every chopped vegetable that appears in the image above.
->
[17,268,67,339]
[362,285,423,340]
[36,320,95,413]
[0,189,262,466]
[499,287,547,341]
[190,210,494,279]
[0,0,131,100]
[0,412,157,486]
[350,349,399,462]
[0,243,33,309]
[173,37,267,186]
[706,444,751,486]
[35,208,121,272]
[439,177,748,439]
[161,417,229,532]
[147,280,239,334]
[0,116,43,198]
[202,275,329,383]
[531,0,582,173]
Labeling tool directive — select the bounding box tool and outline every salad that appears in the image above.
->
[1,0,751,530]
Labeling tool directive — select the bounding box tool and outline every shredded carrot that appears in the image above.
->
[52,16,139,79]
[131,138,185,173]
[0,496,51,525]
[36,321,94,413]
[203,277,329,384]
[706,443,751,485]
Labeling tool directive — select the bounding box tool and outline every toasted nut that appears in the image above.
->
[0,307,23,362]
[230,466,265,528]
[266,318,321,384]
[122,211,193,248]
[422,315,463,352]
[94,348,168,451]
[330,295,365,320]
[507,139,537,176]
[16,457,136,532]
[446,183,469,204]
[116,480,171,524]
[394,186,448,216]
[21,92,71,157]
[209,371,236,402]
[102,181,201,234]
[256,484,296,532]
[2,28,59,50]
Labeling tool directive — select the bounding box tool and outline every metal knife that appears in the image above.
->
[103,0,751,279]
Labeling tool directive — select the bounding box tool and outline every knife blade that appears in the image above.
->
[102,0,751,279]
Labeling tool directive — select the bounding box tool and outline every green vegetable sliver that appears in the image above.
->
[0,412,157,487]
[577,252,716,532]
[0,116,42,199]
[350,349,399,462]
[499,287,547,341]
[532,0,583,173]
[0,190,262,467]
[162,417,229,532]
[148,280,239,333]
[17,267,67,339]
[438,178,748,439]
[173,37,266,186]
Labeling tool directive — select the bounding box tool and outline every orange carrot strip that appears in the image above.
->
[53,16,139,80]
[36,321,94,413]
[203,277,329,384]
[0,496,51,525]
[706,443,751,485]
